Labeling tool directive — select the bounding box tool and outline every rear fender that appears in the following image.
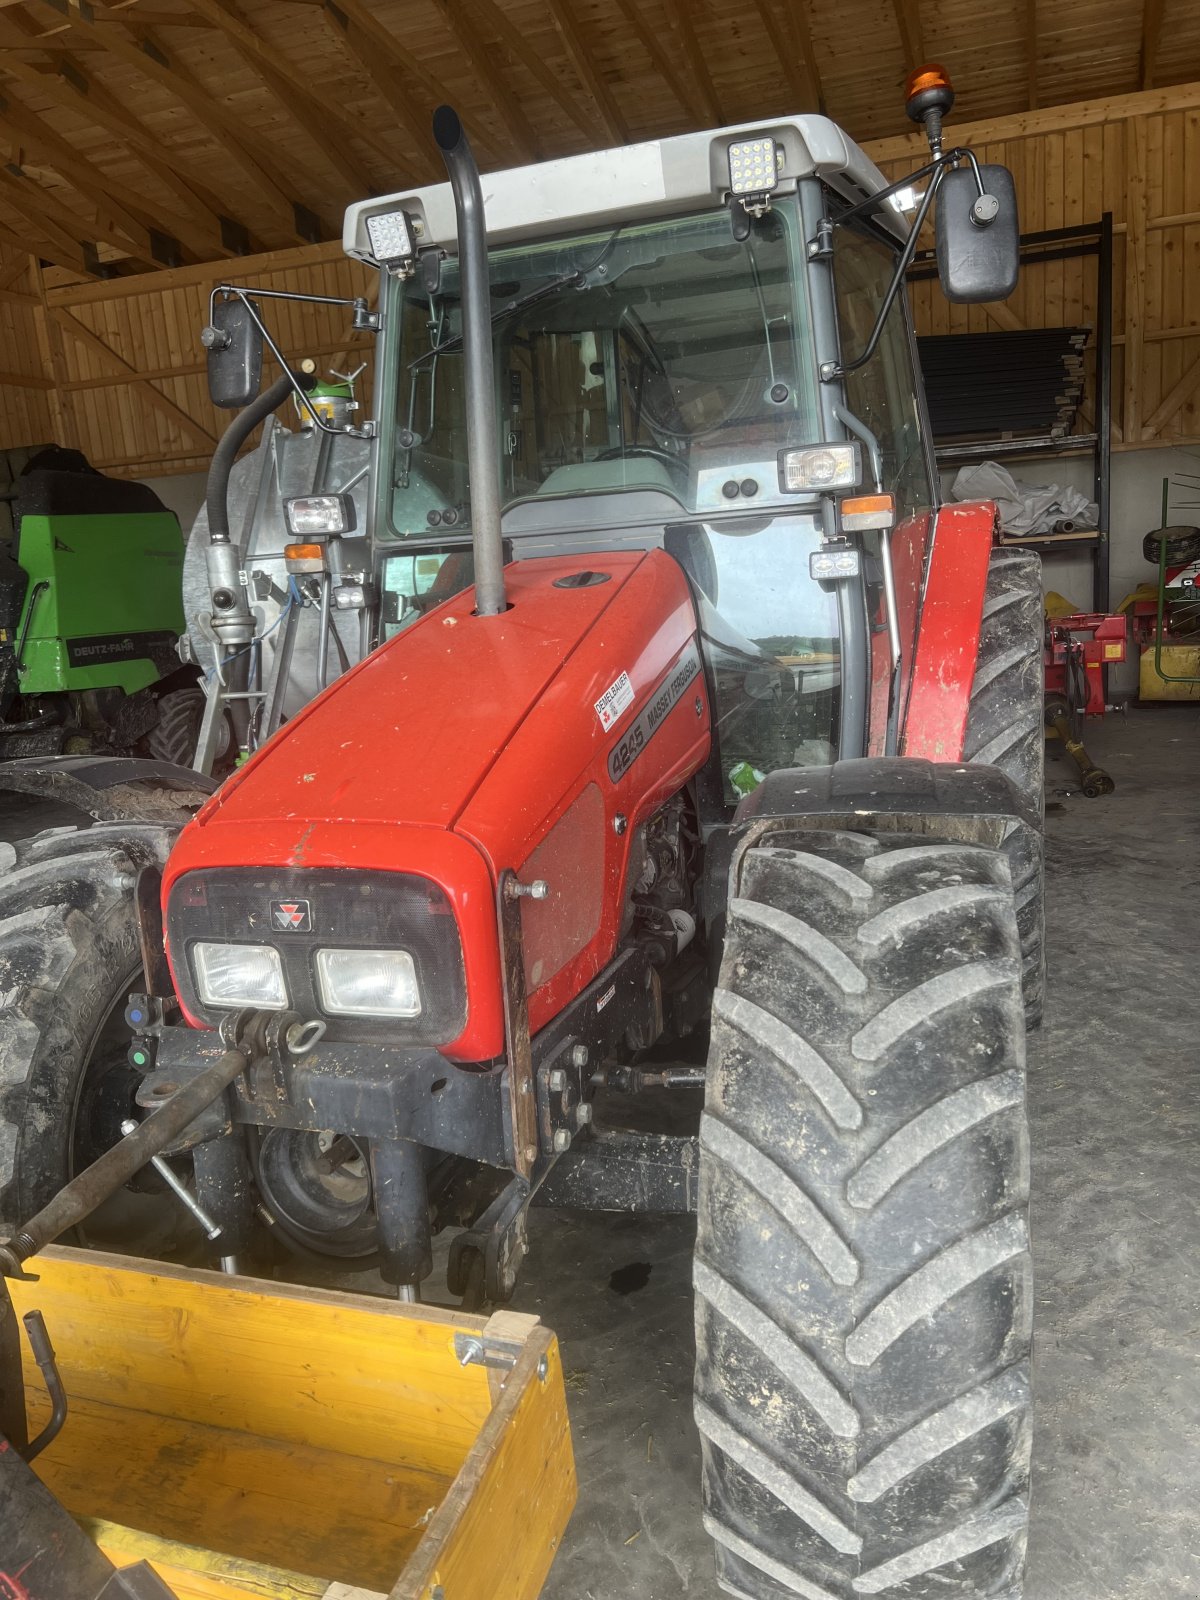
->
[0,754,215,823]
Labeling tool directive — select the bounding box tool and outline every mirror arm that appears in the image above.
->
[819,163,947,383]
[207,286,378,436]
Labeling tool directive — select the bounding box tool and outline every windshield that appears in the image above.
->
[385,205,821,536]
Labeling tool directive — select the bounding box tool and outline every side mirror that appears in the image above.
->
[201,298,264,409]
[935,164,1020,303]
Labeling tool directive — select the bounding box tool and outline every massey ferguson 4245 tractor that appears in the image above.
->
[1,70,1043,1600]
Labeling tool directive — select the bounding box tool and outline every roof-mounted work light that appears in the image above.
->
[728,136,781,213]
[365,208,417,273]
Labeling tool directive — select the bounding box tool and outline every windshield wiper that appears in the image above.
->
[409,271,583,368]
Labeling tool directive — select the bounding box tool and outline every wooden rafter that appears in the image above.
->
[1140,0,1164,91]
[609,0,702,123]
[789,0,826,115]
[892,0,924,70]
[0,25,241,256]
[0,157,148,269]
[52,306,218,446]
[0,187,96,275]
[542,0,627,144]
[181,0,371,198]
[320,0,505,163]
[320,1,439,173]
[63,13,321,244]
[429,0,539,161]
[749,0,812,112]
[462,0,605,145]
[661,0,723,126]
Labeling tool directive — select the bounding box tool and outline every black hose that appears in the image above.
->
[205,373,295,546]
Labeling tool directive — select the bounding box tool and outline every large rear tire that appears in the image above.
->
[696,831,1031,1600]
[0,823,178,1234]
[963,549,1045,1028]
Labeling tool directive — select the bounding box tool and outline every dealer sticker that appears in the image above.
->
[594,670,635,730]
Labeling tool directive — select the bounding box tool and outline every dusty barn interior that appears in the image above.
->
[0,1,1196,1596]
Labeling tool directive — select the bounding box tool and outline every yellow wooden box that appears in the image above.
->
[9,1246,576,1600]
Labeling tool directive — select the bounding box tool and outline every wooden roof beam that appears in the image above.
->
[661,0,723,126]
[542,0,627,144]
[782,0,825,115]
[0,174,100,275]
[0,153,160,269]
[320,0,506,164]
[892,0,925,70]
[181,0,373,199]
[428,0,539,161]
[748,0,811,112]
[321,1,440,174]
[0,93,185,265]
[55,7,326,244]
[0,23,245,255]
[462,0,608,145]
[609,0,703,123]
[1141,0,1164,90]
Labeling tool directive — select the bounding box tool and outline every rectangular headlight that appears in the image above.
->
[779,444,860,493]
[283,493,356,538]
[193,942,287,1010]
[728,136,781,197]
[315,948,421,1018]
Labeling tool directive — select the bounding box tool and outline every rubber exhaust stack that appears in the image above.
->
[433,106,507,617]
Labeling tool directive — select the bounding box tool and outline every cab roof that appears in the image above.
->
[343,114,901,265]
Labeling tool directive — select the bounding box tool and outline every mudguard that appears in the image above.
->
[0,755,216,824]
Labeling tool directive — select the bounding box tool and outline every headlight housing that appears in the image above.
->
[315,948,421,1018]
[193,942,288,1010]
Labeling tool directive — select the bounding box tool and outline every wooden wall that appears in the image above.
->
[2,81,1200,476]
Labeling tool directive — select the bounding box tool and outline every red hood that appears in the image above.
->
[193,550,648,839]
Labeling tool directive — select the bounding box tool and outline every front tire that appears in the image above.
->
[0,823,177,1233]
[696,831,1031,1600]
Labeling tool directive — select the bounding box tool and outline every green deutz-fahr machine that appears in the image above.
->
[0,447,202,765]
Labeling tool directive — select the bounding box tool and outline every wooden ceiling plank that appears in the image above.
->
[892,0,924,70]
[748,0,810,111]
[1140,0,1165,91]
[542,0,627,145]
[320,2,440,172]
[182,0,372,197]
[660,0,723,126]
[428,0,539,161]
[53,305,218,444]
[0,30,240,254]
[462,0,603,144]
[610,0,702,123]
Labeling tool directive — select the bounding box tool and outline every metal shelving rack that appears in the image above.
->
[912,214,1114,610]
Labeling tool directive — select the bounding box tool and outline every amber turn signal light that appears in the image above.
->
[840,494,896,533]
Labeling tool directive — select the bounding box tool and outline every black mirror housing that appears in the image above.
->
[204,298,264,409]
[935,164,1020,303]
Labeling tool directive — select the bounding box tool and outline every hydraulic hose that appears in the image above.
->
[206,372,293,546]
[433,105,507,617]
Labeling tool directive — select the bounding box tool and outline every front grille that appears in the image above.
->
[167,867,467,1044]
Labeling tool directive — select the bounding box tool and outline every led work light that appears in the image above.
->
[728,136,782,200]
[365,208,416,267]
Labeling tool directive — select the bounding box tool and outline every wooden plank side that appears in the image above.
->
[395,1332,577,1600]
[10,1248,495,1478]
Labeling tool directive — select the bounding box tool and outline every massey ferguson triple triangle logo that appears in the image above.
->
[271,899,312,932]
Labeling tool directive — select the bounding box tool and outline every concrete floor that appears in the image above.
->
[1,706,1196,1596]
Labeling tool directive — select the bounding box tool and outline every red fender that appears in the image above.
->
[900,500,1000,762]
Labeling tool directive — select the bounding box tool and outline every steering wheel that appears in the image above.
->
[595,444,684,473]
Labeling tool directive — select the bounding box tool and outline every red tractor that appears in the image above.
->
[1,71,1041,1600]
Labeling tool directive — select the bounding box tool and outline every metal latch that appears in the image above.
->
[454,1330,523,1371]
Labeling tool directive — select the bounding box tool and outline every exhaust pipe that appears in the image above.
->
[433,106,507,617]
